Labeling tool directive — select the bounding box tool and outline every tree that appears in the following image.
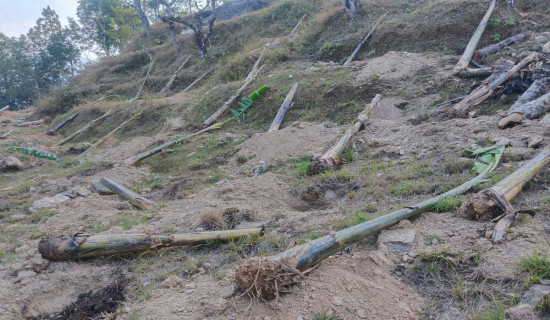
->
[341,0,362,20]
[131,0,151,36]
[160,0,218,58]
[77,0,140,56]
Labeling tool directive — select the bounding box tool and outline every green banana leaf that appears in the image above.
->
[7,147,61,161]
[465,145,504,174]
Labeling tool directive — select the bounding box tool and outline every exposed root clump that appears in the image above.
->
[235,257,301,301]
[458,191,502,221]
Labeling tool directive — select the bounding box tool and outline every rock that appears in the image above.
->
[510,139,527,148]
[161,275,182,288]
[495,137,511,146]
[62,189,78,198]
[540,114,550,124]
[323,121,338,128]
[408,252,418,258]
[235,221,267,229]
[324,190,338,200]
[91,180,113,195]
[438,307,464,320]
[331,296,343,306]
[0,156,23,171]
[219,285,235,298]
[521,284,550,306]
[356,309,367,319]
[29,194,70,213]
[252,164,268,175]
[29,257,49,273]
[14,270,36,284]
[14,244,30,255]
[527,136,543,148]
[431,238,440,245]
[504,304,540,320]
[445,133,460,143]
[216,156,226,164]
[396,219,413,229]
[378,228,416,252]
[473,238,492,253]
[540,279,550,285]
[498,113,523,129]
[73,187,92,198]
[9,262,26,276]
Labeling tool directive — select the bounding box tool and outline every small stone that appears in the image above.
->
[408,252,418,258]
[331,296,343,306]
[396,220,413,229]
[485,230,493,239]
[398,302,412,313]
[161,275,182,288]
[510,139,526,148]
[0,156,23,171]
[91,180,113,195]
[521,284,550,306]
[184,283,196,289]
[431,238,439,245]
[73,187,92,198]
[62,190,78,198]
[540,279,550,285]
[356,309,367,319]
[527,136,543,148]
[402,255,409,262]
[540,114,550,125]
[14,270,36,284]
[29,257,49,273]
[14,245,30,255]
[504,304,538,320]
[140,188,152,195]
[323,121,338,128]
[446,133,460,143]
[195,227,204,232]
[252,165,268,175]
[216,156,226,164]
[473,238,492,252]
[378,228,416,252]
[220,285,235,298]
[495,137,511,146]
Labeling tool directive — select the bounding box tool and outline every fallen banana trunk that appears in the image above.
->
[159,55,191,96]
[129,42,154,102]
[476,33,530,58]
[17,119,47,127]
[343,12,387,66]
[202,50,265,127]
[235,146,504,300]
[56,109,112,146]
[83,109,144,154]
[447,53,539,118]
[100,177,157,209]
[290,14,306,35]
[47,111,81,135]
[453,0,496,75]
[0,130,13,139]
[124,122,223,166]
[309,94,381,173]
[459,146,550,242]
[39,228,263,261]
[498,78,550,128]
[0,105,9,115]
[268,83,298,132]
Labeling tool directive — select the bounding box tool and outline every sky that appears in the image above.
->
[0,0,78,38]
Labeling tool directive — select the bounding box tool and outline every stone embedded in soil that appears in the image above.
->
[527,136,543,148]
[73,187,92,198]
[29,194,70,213]
[495,137,511,146]
[540,114,550,124]
[0,156,23,171]
[331,296,343,306]
[356,309,367,319]
[504,304,540,320]
[161,275,182,288]
[14,270,37,284]
[62,189,78,198]
[473,238,492,253]
[377,228,416,252]
[521,284,550,306]
[323,121,338,128]
[91,180,114,195]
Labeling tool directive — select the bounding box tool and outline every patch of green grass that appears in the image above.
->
[337,212,370,229]
[472,298,505,320]
[29,209,57,223]
[392,181,428,196]
[298,231,321,244]
[312,310,342,320]
[444,157,473,174]
[367,49,376,56]
[431,196,464,213]
[488,18,501,28]
[1,250,17,265]
[504,19,515,27]
[133,174,165,193]
[236,155,248,164]
[491,34,501,42]
[341,149,354,162]
[295,161,311,178]
[138,284,153,300]
[317,169,352,182]
[424,235,442,246]
[208,172,227,184]
[442,46,455,55]
[518,251,550,288]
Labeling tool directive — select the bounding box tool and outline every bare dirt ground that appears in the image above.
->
[2,3,550,320]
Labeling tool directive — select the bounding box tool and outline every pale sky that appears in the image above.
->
[0,0,78,38]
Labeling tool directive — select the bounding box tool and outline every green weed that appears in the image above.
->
[518,251,550,288]
[431,196,464,213]
[337,212,370,229]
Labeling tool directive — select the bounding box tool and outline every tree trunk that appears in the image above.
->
[455,67,494,78]
[56,110,112,146]
[0,105,9,114]
[498,78,550,128]
[181,66,216,94]
[83,110,144,153]
[476,33,530,58]
[0,130,13,139]
[16,119,47,127]
[447,53,538,118]
[453,0,496,75]
[167,20,180,53]
[341,0,361,20]
[290,15,307,35]
[268,83,298,132]
[459,146,550,242]
[47,111,81,136]
[310,95,381,173]
[159,55,191,96]
[235,148,503,300]
[134,0,151,36]
[343,12,387,66]
[202,51,264,127]
[39,228,263,261]
[130,42,154,102]
[100,177,157,210]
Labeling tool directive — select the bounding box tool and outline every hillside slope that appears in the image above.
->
[1,0,550,319]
